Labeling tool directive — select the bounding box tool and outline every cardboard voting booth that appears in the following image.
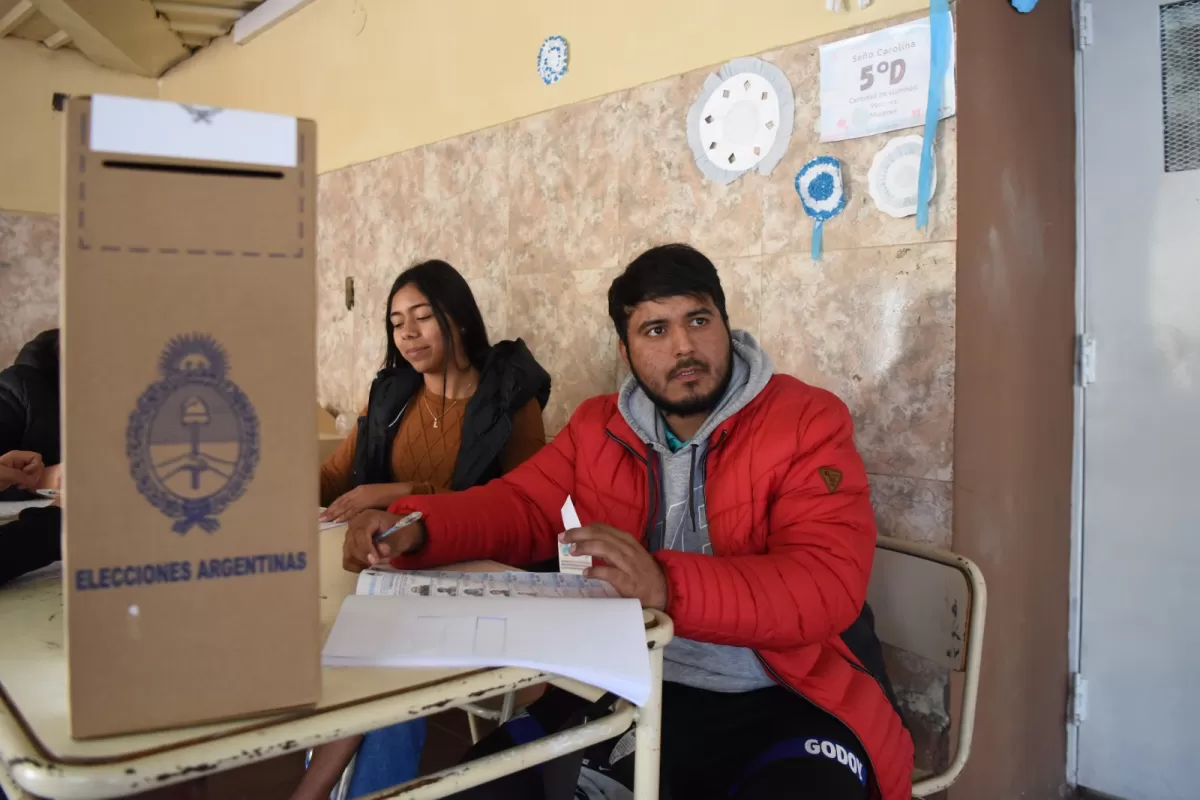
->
[61,95,320,737]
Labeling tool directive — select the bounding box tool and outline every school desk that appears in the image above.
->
[0,523,672,800]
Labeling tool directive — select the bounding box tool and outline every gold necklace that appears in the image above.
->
[420,384,473,429]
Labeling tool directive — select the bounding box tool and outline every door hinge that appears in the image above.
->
[345,276,355,311]
[1069,673,1089,725]
[1074,0,1094,50]
[1076,333,1096,387]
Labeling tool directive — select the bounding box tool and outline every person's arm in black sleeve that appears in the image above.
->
[0,506,61,586]
[0,380,26,457]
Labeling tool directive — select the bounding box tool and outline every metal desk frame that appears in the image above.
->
[0,525,672,800]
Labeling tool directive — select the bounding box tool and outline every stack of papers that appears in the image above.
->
[355,568,621,599]
[0,499,53,522]
[323,571,651,705]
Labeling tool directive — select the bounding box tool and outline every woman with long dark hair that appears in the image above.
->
[299,260,550,800]
[319,259,549,522]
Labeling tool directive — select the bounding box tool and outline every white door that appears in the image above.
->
[1077,1,1200,798]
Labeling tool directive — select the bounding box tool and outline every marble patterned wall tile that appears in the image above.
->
[717,256,764,335]
[351,149,429,408]
[869,475,953,548]
[619,71,764,262]
[418,126,510,282]
[316,170,359,415]
[761,243,955,481]
[509,268,621,435]
[357,146,429,278]
[509,94,623,275]
[470,252,511,345]
[0,212,60,369]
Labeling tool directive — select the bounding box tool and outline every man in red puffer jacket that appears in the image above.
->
[344,244,914,800]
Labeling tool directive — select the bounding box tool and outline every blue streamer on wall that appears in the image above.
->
[916,0,951,230]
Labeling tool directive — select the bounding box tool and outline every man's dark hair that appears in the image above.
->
[607,244,729,343]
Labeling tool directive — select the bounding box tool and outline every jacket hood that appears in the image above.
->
[14,329,58,374]
[617,330,774,451]
[477,338,552,412]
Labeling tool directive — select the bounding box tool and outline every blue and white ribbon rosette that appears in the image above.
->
[537,35,569,85]
[795,156,847,260]
[917,0,952,229]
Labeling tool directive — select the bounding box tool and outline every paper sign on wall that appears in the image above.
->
[818,17,956,143]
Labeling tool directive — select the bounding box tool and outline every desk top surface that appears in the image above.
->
[0,525,498,764]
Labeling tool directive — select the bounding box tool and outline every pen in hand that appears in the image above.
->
[371,511,424,546]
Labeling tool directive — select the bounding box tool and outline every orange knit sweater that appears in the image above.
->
[319,386,545,506]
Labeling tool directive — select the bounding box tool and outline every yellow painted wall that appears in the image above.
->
[0,38,157,215]
[0,0,924,214]
[160,0,925,175]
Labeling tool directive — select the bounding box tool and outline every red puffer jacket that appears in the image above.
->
[389,374,914,800]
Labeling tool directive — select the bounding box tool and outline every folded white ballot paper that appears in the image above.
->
[317,508,343,531]
[322,593,652,705]
[355,568,621,599]
[0,498,54,522]
[558,495,592,575]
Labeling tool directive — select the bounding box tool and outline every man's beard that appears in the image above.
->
[629,349,734,418]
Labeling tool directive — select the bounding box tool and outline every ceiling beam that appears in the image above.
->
[43,28,70,48]
[28,0,188,77]
[233,0,317,45]
[153,2,244,22]
[0,1,35,37]
[168,19,230,38]
[177,32,213,47]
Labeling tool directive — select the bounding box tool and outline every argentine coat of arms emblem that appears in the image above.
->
[126,334,259,534]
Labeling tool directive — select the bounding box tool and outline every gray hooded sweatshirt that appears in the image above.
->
[617,330,777,692]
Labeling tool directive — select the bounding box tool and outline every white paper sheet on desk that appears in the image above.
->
[355,568,620,599]
[317,508,343,530]
[0,499,53,521]
[322,594,652,705]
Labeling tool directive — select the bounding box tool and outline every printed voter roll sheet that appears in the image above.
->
[354,568,621,599]
[322,594,652,705]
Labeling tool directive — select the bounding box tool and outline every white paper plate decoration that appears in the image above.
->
[795,156,847,260]
[537,35,569,85]
[686,57,795,185]
[868,135,937,219]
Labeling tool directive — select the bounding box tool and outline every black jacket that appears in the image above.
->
[352,339,551,492]
[0,506,61,586]
[0,331,62,588]
[0,329,60,464]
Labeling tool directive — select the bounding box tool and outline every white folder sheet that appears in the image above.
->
[322,594,652,706]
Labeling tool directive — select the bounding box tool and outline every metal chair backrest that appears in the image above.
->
[866,536,987,797]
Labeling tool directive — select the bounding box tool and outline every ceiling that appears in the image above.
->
[0,0,266,77]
